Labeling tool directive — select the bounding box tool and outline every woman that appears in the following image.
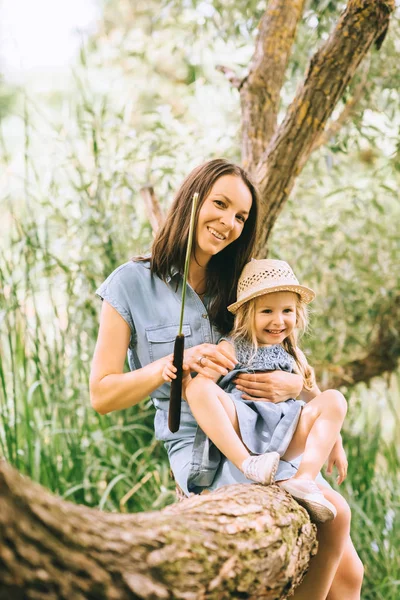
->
[90,158,363,599]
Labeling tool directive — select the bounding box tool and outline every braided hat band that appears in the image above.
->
[228,259,315,314]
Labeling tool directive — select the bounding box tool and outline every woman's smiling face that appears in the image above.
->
[194,175,253,265]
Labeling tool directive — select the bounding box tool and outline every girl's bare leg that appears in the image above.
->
[186,378,249,469]
[282,390,347,479]
[291,486,352,600]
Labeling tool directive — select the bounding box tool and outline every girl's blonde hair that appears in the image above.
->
[231,293,316,391]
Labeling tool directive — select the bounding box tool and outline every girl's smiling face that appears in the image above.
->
[254,291,298,346]
[194,175,252,265]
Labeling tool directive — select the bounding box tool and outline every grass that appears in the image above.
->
[0,214,176,513]
[337,378,400,600]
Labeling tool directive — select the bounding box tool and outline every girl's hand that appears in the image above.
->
[182,343,237,378]
[161,357,192,400]
[326,441,348,485]
[162,358,177,383]
[234,371,303,403]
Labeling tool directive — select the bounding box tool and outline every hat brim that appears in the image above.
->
[228,284,315,314]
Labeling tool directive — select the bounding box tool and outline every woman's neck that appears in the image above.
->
[188,257,209,296]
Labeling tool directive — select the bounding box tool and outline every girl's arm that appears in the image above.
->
[90,302,236,414]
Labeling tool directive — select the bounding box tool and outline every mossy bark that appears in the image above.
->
[0,462,317,599]
[241,0,306,167]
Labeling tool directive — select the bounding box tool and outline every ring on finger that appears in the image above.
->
[197,355,207,367]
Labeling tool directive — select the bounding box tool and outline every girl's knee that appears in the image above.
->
[323,491,352,536]
[334,495,351,528]
[322,389,347,419]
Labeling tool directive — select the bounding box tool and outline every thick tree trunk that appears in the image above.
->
[0,462,317,599]
[241,0,306,169]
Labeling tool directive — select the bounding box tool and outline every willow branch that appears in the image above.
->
[317,293,400,389]
[215,64,243,89]
[0,462,317,599]
[140,185,165,236]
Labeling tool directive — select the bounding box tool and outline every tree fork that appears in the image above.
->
[0,461,317,599]
[252,0,395,251]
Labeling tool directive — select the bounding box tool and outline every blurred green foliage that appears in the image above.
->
[0,1,399,597]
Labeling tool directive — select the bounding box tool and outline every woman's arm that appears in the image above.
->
[298,382,321,402]
[163,340,235,383]
[233,371,304,403]
[90,301,171,414]
[90,302,237,415]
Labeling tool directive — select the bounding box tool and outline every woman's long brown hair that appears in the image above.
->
[137,159,260,334]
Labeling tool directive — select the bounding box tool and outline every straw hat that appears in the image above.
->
[227,259,315,314]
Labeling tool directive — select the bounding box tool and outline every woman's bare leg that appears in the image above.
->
[326,536,364,600]
[291,486,351,600]
[282,390,347,479]
[186,377,249,469]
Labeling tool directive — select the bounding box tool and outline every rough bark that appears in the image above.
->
[0,462,317,599]
[254,0,394,250]
[311,58,370,153]
[240,0,306,171]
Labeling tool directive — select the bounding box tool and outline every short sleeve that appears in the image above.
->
[218,336,232,345]
[96,263,136,338]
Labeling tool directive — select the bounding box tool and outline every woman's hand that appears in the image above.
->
[326,439,348,485]
[233,370,303,403]
[182,343,237,378]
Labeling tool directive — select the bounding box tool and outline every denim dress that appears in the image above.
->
[96,260,330,496]
[218,340,304,456]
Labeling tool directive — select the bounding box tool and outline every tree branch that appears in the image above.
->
[312,58,370,153]
[317,293,400,389]
[253,0,395,252]
[0,462,317,599]
[241,0,306,172]
[140,185,164,236]
[215,64,243,89]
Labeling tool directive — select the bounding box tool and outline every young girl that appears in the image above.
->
[163,258,348,523]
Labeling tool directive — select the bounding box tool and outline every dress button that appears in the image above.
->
[202,314,208,319]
